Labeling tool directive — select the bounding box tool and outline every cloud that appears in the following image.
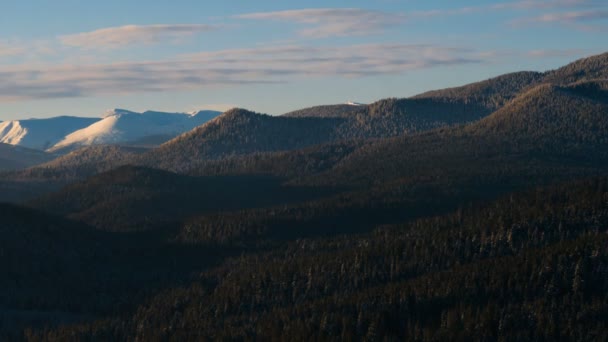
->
[493,0,598,10]
[511,8,608,30]
[531,9,608,22]
[236,8,405,37]
[60,24,218,49]
[233,4,605,38]
[0,43,483,102]
[0,42,26,57]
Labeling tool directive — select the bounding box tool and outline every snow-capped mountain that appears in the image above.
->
[48,109,221,153]
[0,116,100,150]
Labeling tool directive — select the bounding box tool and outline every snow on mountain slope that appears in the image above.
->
[48,109,220,153]
[0,116,100,150]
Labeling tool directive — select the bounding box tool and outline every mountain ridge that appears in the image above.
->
[47,109,221,153]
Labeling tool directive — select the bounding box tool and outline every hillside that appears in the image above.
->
[412,52,608,109]
[297,80,608,188]
[23,145,147,180]
[413,71,544,111]
[334,96,489,139]
[28,165,334,231]
[0,203,111,336]
[0,202,236,340]
[138,108,345,172]
[282,104,364,118]
[469,80,608,142]
[0,143,54,171]
[32,177,608,341]
[544,51,608,84]
[140,100,492,173]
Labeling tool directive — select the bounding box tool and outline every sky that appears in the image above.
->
[0,0,606,120]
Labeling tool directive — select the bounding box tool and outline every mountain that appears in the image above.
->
[138,108,345,172]
[412,71,543,111]
[544,51,608,84]
[140,99,494,173]
[47,109,220,153]
[0,116,100,150]
[5,53,608,197]
[0,143,53,171]
[469,80,608,142]
[412,52,608,110]
[298,80,608,188]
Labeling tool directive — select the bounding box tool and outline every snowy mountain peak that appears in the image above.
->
[0,117,100,150]
[48,109,221,153]
[1,109,221,153]
[346,101,366,106]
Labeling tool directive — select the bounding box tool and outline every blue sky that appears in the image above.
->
[0,0,606,120]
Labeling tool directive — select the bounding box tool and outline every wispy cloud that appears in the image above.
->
[0,44,483,102]
[493,0,597,10]
[511,8,608,31]
[0,42,26,57]
[529,9,608,22]
[60,24,219,49]
[236,8,405,38]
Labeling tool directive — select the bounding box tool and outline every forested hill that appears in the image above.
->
[413,51,608,108]
[135,108,346,172]
[30,177,608,341]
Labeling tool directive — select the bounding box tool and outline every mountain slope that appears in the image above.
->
[0,143,54,171]
[24,145,148,180]
[298,80,608,187]
[412,52,608,110]
[0,203,113,335]
[412,71,544,112]
[334,96,489,139]
[48,109,220,153]
[0,116,100,150]
[139,108,345,172]
[544,51,608,84]
[469,81,608,142]
[28,165,331,231]
[34,177,608,341]
[282,104,364,118]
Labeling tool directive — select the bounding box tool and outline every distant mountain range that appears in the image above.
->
[0,116,99,150]
[3,53,608,182]
[0,109,221,153]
